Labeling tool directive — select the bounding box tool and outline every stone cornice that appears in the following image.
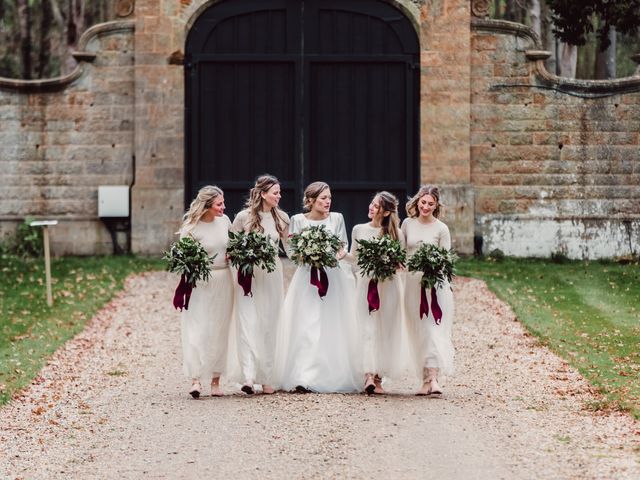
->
[472,18,640,95]
[0,20,134,93]
[479,214,640,222]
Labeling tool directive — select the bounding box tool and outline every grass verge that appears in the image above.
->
[457,256,640,419]
[0,255,164,405]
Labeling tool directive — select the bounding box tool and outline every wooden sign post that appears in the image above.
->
[29,220,58,307]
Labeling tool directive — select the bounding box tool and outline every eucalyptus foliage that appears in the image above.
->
[226,230,277,276]
[407,243,457,290]
[289,225,342,269]
[163,236,215,286]
[356,235,406,282]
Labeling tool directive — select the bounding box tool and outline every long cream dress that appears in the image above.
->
[349,223,409,380]
[401,217,455,378]
[275,212,362,393]
[180,215,233,382]
[231,209,289,386]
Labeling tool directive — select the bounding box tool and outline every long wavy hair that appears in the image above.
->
[406,185,442,219]
[302,181,330,212]
[180,185,224,234]
[374,191,400,241]
[244,174,288,236]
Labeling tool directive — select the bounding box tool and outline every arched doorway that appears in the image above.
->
[185,0,419,229]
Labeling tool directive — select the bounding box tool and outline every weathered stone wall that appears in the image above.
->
[418,0,474,254]
[0,22,135,255]
[130,0,186,255]
[470,19,640,259]
[1,1,638,259]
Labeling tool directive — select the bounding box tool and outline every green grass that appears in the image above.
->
[457,256,640,418]
[0,255,164,405]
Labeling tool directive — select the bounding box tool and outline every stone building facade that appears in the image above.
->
[0,0,638,259]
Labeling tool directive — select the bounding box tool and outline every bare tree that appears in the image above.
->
[17,0,32,79]
[37,0,53,78]
[541,1,558,74]
[557,41,578,77]
[595,26,616,79]
[529,0,542,37]
[63,0,86,72]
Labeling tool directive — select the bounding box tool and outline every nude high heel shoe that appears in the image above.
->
[211,377,224,397]
[427,367,442,395]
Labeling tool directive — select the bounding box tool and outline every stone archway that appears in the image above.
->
[184,0,420,231]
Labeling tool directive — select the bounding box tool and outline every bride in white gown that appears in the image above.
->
[274,182,363,393]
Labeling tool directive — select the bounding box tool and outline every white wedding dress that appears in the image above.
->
[274,212,363,393]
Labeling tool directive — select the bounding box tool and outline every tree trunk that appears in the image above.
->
[18,0,32,79]
[505,0,516,21]
[541,1,557,77]
[494,0,502,17]
[558,41,578,78]
[529,0,542,38]
[50,0,65,26]
[595,27,617,79]
[38,0,54,78]
[63,0,84,73]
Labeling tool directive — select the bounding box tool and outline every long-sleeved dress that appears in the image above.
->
[231,209,289,386]
[350,223,408,380]
[401,217,455,378]
[180,215,233,381]
[275,212,362,393]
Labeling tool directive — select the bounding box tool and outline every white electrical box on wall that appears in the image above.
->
[98,186,129,218]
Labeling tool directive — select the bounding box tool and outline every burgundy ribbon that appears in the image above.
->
[419,285,443,324]
[419,285,429,319]
[367,279,380,313]
[310,266,329,298]
[430,287,443,324]
[172,274,193,311]
[237,269,253,296]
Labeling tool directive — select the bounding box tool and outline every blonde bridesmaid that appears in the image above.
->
[178,186,233,398]
[401,185,455,396]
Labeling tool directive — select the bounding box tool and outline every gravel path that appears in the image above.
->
[1,267,638,479]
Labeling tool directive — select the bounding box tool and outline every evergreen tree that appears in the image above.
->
[547,0,640,50]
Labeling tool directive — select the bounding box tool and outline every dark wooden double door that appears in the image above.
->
[185,0,419,231]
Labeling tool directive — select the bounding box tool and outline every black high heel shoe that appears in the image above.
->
[241,383,255,395]
[189,381,202,399]
[364,375,375,395]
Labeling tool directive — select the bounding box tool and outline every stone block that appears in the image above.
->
[131,185,183,255]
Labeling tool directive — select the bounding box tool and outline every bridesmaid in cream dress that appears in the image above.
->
[348,191,407,395]
[275,182,362,393]
[401,185,455,396]
[231,175,289,395]
[178,186,233,398]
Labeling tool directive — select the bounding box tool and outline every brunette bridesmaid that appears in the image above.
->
[349,191,407,394]
[231,174,289,394]
[274,181,362,393]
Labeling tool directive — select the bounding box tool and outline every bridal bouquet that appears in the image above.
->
[226,230,277,296]
[356,235,406,313]
[407,243,457,323]
[163,236,215,311]
[289,225,343,297]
